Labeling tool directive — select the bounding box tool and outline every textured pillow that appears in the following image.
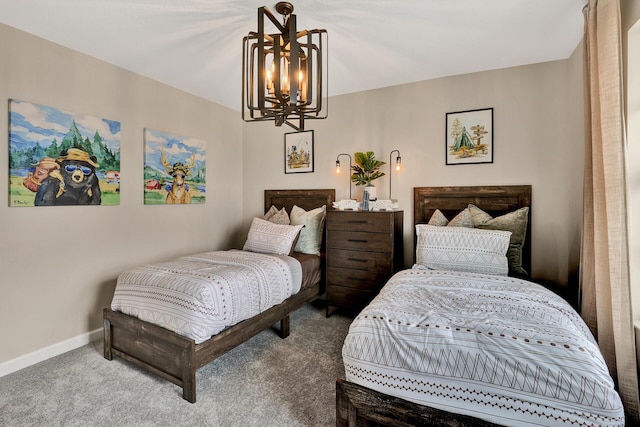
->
[243,217,303,255]
[427,209,449,226]
[264,205,278,219]
[415,224,511,276]
[468,204,529,276]
[467,204,493,225]
[264,205,290,225]
[263,205,278,220]
[427,207,474,227]
[290,205,326,256]
[448,208,474,227]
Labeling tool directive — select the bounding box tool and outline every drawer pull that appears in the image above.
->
[347,239,368,243]
[348,258,367,263]
[346,220,368,224]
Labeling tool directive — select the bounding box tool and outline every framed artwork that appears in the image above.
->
[284,130,314,174]
[8,99,121,207]
[143,128,206,205]
[445,107,493,165]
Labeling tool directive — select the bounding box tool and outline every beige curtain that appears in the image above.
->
[582,0,639,422]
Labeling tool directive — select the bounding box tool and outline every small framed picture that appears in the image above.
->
[445,108,493,165]
[284,130,314,174]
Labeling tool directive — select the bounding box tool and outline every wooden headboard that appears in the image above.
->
[413,185,532,274]
[264,189,336,269]
[264,189,335,214]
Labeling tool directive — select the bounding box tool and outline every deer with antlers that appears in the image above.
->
[161,146,195,204]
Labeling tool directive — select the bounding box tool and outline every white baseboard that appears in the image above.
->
[0,328,102,378]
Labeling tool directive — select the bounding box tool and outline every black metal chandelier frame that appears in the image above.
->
[242,2,328,131]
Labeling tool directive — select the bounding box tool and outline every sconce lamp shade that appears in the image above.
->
[389,150,402,200]
[242,2,328,131]
[335,153,352,199]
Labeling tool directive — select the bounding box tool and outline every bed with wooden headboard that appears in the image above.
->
[103,188,334,403]
[336,185,624,427]
[412,185,532,274]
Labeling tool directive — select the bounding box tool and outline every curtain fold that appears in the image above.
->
[581,0,639,422]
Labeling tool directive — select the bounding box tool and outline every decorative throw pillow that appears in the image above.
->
[427,208,474,227]
[448,208,474,227]
[415,224,511,276]
[263,205,278,220]
[290,205,326,256]
[263,205,290,225]
[468,204,529,276]
[243,217,303,256]
[427,209,449,226]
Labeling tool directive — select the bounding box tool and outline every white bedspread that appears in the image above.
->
[111,250,302,344]
[342,266,624,426]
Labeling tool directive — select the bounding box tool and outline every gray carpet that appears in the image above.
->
[0,302,352,426]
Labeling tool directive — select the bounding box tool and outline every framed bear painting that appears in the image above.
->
[8,99,121,207]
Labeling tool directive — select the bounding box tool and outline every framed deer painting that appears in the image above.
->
[143,128,206,205]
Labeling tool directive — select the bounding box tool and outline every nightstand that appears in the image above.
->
[325,209,404,316]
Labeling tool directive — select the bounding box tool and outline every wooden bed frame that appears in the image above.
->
[103,188,335,403]
[336,185,531,427]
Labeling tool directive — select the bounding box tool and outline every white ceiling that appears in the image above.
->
[0,0,586,112]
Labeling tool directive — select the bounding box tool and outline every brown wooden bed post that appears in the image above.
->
[103,317,112,360]
[335,378,351,427]
[182,345,196,403]
[279,315,290,338]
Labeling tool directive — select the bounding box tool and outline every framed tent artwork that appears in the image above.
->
[445,108,493,165]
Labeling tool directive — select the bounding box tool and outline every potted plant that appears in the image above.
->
[351,151,385,200]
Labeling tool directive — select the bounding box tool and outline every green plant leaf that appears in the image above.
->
[350,151,386,185]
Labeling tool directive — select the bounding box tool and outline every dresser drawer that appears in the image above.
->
[326,230,392,252]
[325,209,404,316]
[327,267,388,290]
[326,285,379,310]
[326,248,391,272]
[326,211,393,233]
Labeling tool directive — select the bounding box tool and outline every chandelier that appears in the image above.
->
[242,2,328,131]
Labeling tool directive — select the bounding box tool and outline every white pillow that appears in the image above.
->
[415,224,511,276]
[290,205,326,256]
[243,217,303,255]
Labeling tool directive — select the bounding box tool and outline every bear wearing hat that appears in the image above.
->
[35,148,102,206]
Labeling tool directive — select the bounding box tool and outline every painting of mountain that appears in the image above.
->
[8,99,121,206]
[143,128,205,205]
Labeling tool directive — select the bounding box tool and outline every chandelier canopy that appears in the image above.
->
[242,2,328,131]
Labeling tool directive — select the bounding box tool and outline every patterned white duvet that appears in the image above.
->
[111,250,302,344]
[342,266,625,426]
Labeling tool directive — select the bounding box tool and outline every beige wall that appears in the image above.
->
[1,18,587,368]
[0,23,243,365]
[243,51,585,289]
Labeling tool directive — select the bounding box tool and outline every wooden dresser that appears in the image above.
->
[325,209,404,316]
